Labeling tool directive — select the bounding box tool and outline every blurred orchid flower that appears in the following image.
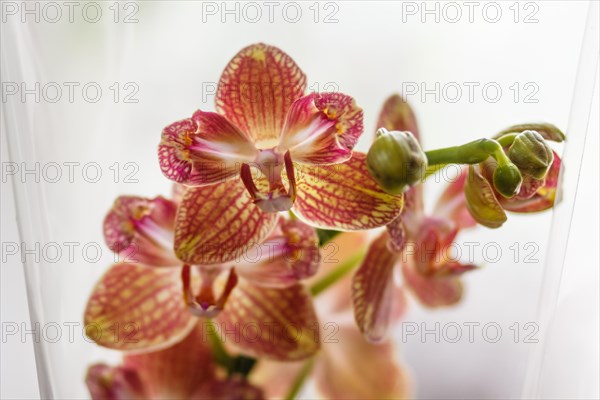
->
[84,189,321,361]
[158,43,404,238]
[253,233,411,400]
[465,124,564,228]
[352,95,478,342]
[86,322,265,400]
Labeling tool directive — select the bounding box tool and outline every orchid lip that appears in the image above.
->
[181,265,238,318]
[241,150,297,213]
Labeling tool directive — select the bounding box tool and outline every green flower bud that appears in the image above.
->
[508,130,554,180]
[493,163,522,198]
[496,123,565,142]
[366,128,428,194]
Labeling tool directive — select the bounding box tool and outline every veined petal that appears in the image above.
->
[215,282,320,361]
[236,218,320,287]
[376,94,419,142]
[159,112,257,186]
[402,263,463,307]
[293,152,404,230]
[500,152,561,212]
[352,232,405,343]
[315,325,411,400]
[464,165,507,228]
[86,364,147,400]
[216,43,307,146]
[278,93,363,164]
[103,196,179,267]
[84,263,195,352]
[433,167,476,230]
[123,323,216,399]
[174,180,278,264]
[192,377,264,400]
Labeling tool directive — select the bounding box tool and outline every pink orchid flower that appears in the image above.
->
[352,95,478,342]
[158,44,404,266]
[252,232,411,399]
[84,189,322,361]
[86,322,264,400]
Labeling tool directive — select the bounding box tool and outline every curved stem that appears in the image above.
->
[284,357,316,400]
[310,248,366,296]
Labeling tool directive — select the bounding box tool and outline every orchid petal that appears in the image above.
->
[500,152,561,212]
[174,180,278,264]
[376,94,419,142]
[278,93,363,164]
[103,196,179,267]
[192,377,264,400]
[402,263,463,307]
[123,323,216,399]
[159,112,257,186]
[215,282,320,361]
[464,165,507,228]
[315,325,411,399]
[84,263,195,351]
[352,232,405,343]
[236,218,320,287]
[216,43,307,146]
[292,152,404,230]
[86,364,147,400]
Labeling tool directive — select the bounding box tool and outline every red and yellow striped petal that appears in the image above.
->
[292,152,404,230]
[103,196,179,267]
[236,218,321,287]
[123,323,216,399]
[216,43,307,146]
[500,152,561,213]
[352,232,406,343]
[174,180,278,264]
[433,167,476,230]
[376,94,420,142]
[402,263,463,307]
[215,281,320,361]
[315,325,411,399]
[84,263,195,352]
[278,93,363,164]
[159,112,257,186]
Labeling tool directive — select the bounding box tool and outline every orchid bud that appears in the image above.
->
[493,163,522,198]
[366,128,428,194]
[507,130,554,180]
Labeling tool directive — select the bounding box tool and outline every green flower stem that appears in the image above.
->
[207,320,235,372]
[310,248,366,296]
[425,138,511,167]
[284,357,316,400]
[496,132,519,147]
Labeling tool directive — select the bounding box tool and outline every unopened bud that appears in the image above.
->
[508,131,554,180]
[366,128,428,194]
[493,163,522,198]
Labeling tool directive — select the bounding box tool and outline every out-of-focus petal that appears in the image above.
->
[500,152,561,212]
[464,165,507,228]
[315,325,411,399]
[215,282,320,361]
[433,167,476,230]
[216,43,307,146]
[352,232,405,343]
[278,93,363,164]
[103,196,179,267]
[192,377,264,400]
[247,360,304,400]
[123,323,216,399]
[159,112,257,186]
[84,263,195,352]
[174,180,278,264]
[386,216,406,252]
[376,94,419,142]
[86,364,147,400]
[402,263,463,307]
[293,152,404,230]
[236,218,320,287]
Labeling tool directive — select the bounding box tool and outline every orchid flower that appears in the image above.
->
[252,232,411,399]
[352,95,478,342]
[84,189,322,361]
[86,322,264,400]
[158,44,404,261]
